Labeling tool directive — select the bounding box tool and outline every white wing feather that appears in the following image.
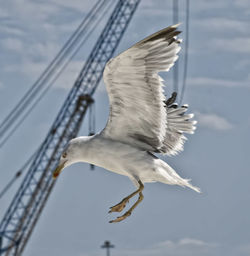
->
[101,24,194,154]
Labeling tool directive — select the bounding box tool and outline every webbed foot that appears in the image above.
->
[108,198,129,213]
[109,211,131,223]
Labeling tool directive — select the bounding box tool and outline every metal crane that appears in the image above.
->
[0,0,140,255]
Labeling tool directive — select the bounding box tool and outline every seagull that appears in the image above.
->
[53,24,200,223]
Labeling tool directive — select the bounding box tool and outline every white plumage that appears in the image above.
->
[53,24,200,223]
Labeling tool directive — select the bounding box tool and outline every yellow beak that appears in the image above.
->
[52,161,67,179]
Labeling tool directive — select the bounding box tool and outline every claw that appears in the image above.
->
[109,211,131,223]
[108,180,144,223]
[108,198,129,213]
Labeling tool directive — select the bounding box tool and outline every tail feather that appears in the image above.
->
[182,179,201,193]
[157,160,201,193]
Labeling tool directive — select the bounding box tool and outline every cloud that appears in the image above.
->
[1,35,60,61]
[152,238,218,256]
[195,112,233,131]
[0,0,84,48]
[233,0,250,13]
[2,0,60,23]
[0,8,8,18]
[0,1,96,93]
[0,25,25,36]
[49,0,93,12]
[26,41,60,61]
[0,0,89,27]
[42,20,81,35]
[4,57,84,90]
[4,59,45,79]
[188,77,250,88]
[191,0,226,12]
[140,0,172,16]
[211,37,250,53]
[197,18,248,34]
[1,38,23,52]
[0,81,3,89]
[192,16,250,55]
[238,243,250,254]
[54,60,85,89]
[80,238,218,256]
[178,238,213,246]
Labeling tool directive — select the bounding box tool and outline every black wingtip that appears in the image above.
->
[135,24,182,47]
[165,92,177,106]
[170,103,178,109]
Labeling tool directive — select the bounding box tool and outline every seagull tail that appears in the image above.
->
[184,180,201,193]
[157,160,201,193]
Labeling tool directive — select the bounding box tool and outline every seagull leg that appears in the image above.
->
[109,181,144,223]
[108,197,130,213]
[109,180,144,213]
[109,192,144,223]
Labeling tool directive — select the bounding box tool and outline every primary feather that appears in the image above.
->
[102,24,195,157]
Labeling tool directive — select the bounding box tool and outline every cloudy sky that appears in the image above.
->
[0,0,250,255]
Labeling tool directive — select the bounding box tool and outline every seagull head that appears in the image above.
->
[52,136,90,179]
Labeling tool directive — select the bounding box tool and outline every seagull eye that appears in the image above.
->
[62,152,67,158]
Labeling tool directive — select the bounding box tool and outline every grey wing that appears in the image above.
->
[101,24,182,152]
[160,95,197,156]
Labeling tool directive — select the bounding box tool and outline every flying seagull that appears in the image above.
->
[53,24,200,223]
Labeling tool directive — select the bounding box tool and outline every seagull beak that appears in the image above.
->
[53,160,67,179]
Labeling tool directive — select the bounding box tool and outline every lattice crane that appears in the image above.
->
[0,0,140,254]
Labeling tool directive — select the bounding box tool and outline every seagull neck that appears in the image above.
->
[78,135,100,163]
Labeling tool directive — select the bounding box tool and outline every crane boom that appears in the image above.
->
[0,0,140,255]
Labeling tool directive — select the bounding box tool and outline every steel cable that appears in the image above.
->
[0,0,111,146]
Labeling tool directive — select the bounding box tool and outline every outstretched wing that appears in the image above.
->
[162,99,197,156]
[101,24,182,152]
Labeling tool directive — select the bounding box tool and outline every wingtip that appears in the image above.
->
[172,23,182,28]
[189,113,194,119]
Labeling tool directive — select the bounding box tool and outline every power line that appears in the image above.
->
[180,0,190,104]
[0,0,111,146]
[0,1,141,253]
[0,150,37,200]
[173,0,179,97]
[0,0,101,132]
[0,0,114,148]
[88,97,95,170]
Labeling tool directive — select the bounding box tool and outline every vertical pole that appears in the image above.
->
[101,241,114,256]
[88,97,95,170]
[0,236,2,252]
[180,0,190,104]
[173,0,179,97]
[0,0,141,254]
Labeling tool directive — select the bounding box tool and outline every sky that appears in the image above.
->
[0,0,250,255]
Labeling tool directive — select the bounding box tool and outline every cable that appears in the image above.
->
[0,150,37,200]
[180,0,190,104]
[0,0,107,137]
[173,0,179,97]
[88,100,96,136]
[0,0,108,138]
[0,0,102,135]
[88,99,95,170]
[0,0,113,147]
[0,0,112,147]
[0,0,114,147]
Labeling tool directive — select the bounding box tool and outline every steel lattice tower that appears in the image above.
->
[0,0,140,254]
